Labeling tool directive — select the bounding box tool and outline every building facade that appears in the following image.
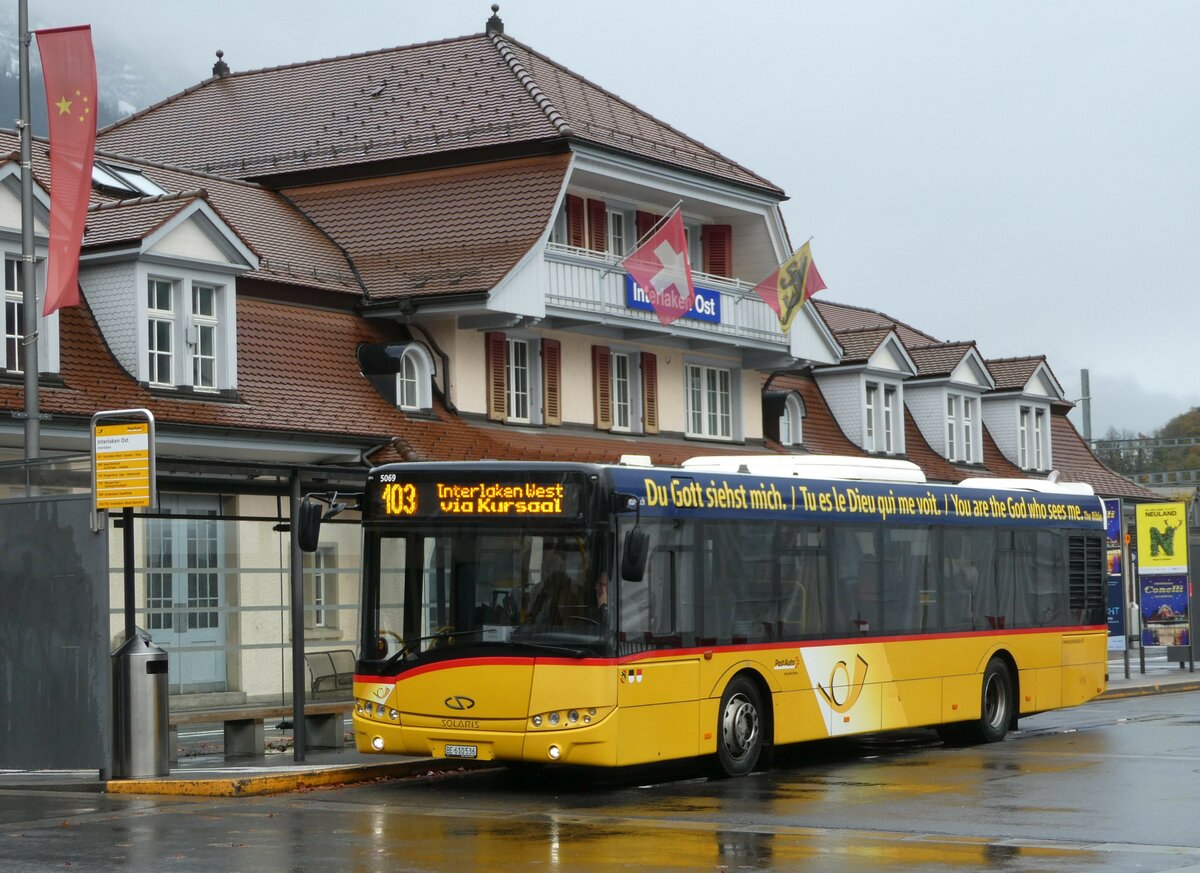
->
[0,9,1153,703]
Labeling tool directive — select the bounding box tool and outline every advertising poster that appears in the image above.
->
[1141,575,1190,647]
[1135,502,1189,574]
[1104,498,1125,650]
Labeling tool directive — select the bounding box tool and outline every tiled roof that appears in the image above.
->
[832,327,894,364]
[907,341,976,379]
[1049,411,1158,500]
[0,295,408,442]
[813,299,939,348]
[500,36,781,194]
[0,131,361,297]
[986,356,1044,391]
[89,148,363,296]
[761,372,862,455]
[979,428,1030,480]
[283,153,570,300]
[902,409,965,483]
[96,32,779,196]
[98,36,558,179]
[83,192,204,250]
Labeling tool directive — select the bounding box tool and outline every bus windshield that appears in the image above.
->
[364,526,612,664]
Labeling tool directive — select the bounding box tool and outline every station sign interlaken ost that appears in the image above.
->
[94,422,152,509]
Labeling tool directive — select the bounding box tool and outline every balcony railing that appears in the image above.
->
[543,242,788,352]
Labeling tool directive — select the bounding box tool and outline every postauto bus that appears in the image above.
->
[298,455,1107,776]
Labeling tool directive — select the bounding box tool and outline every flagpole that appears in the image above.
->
[598,200,683,279]
[18,0,40,459]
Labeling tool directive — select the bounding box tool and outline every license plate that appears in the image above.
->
[444,744,478,759]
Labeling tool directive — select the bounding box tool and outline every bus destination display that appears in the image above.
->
[373,474,579,519]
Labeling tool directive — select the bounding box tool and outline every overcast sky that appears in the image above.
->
[34,0,1200,439]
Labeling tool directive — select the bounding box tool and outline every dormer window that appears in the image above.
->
[1019,405,1049,470]
[397,344,435,413]
[780,393,804,447]
[142,272,233,392]
[865,381,900,455]
[946,393,980,463]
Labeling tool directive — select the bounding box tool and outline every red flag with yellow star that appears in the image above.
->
[34,25,96,316]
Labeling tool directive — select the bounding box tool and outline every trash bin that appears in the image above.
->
[111,630,169,778]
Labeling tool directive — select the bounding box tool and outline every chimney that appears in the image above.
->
[212,50,230,78]
[485,4,503,35]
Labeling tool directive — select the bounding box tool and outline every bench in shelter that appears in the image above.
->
[168,700,353,763]
[304,648,356,694]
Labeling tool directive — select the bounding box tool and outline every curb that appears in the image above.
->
[105,758,490,797]
[1099,680,1200,701]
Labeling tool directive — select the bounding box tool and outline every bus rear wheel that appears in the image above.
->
[976,657,1014,742]
[716,676,764,777]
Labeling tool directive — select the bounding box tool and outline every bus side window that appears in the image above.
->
[1035,530,1066,626]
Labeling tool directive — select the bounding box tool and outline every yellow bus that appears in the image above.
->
[302,455,1108,776]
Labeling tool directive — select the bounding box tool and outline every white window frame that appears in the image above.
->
[1018,404,1050,471]
[682,219,702,270]
[147,277,176,386]
[945,392,980,463]
[190,282,218,391]
[2,253,55,374]
[865,383,877,451]
[549,205,568,246]
[141,269,235,391]
[3,256,24,373]
[685,361,735,440]
[1019,405,1031,469]
[963,397,976,463]
[304,545,337,630]
[611,351,632,432]
[606,208,629,257]
[780,393,804,447]
[865,380,901,455]
[1034,408,1046,470]
[503,335,544,426]
[395,343,435,413]
[946,394,958,460]
[883,385,897,454]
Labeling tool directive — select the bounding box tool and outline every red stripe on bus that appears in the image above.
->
[355,624,1106,681]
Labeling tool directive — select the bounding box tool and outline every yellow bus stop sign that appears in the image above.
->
[94,421,152,509]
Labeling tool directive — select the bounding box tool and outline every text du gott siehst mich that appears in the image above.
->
[642,478,1104,523]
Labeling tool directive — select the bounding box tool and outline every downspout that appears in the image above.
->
[408,321,456,413]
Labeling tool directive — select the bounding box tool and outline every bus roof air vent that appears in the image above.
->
[958,476,1094,496]
[618,455,653,467]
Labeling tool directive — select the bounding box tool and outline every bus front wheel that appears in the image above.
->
[716,676,764,777]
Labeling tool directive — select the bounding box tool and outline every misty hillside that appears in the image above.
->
[0,11,186,138]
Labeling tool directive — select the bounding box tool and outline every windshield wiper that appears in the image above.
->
[510,641,590,658]
[381,628,487,668]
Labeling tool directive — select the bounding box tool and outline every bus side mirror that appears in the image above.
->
[297,497,323,552]
[621,529,649,582]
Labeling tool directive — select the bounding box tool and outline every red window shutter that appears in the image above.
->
[567,194,585,249]
[641,352,659,434]
[702,224,732,277]
[587,199,607,253]
[592,345,612,431]
[635,211,660,244]
[486,332,507,422]
[542,339,562,426]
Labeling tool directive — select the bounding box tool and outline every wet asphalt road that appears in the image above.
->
[4,691,1200,872]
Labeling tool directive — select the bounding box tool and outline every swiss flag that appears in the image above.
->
[621,210,694,326]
